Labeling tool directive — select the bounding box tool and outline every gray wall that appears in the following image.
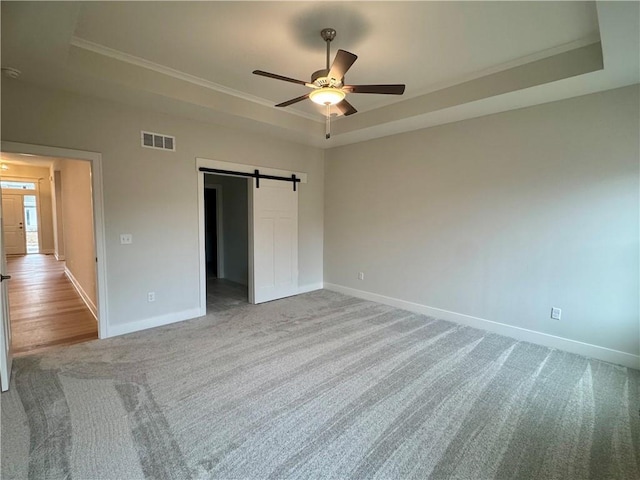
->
[325,85,639,358]
[205,174,248,286]
[3,75,636,364]
[2,81,324,330]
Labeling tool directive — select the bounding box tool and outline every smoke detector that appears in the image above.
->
[2,67,21,79]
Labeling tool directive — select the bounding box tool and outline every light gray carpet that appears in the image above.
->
[1,290,638,480]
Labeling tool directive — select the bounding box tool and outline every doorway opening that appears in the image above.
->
[0,142,107,389]
[0,150,102,356]
[204,174,249,312]
[197,158,305,316]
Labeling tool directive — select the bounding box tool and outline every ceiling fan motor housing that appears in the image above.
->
[320,28,336,42]
[311,69,343,88]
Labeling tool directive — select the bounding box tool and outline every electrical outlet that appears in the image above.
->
[120,234,133,245]
[358,272,364,280]
[551,307,561,320]
[148,292,155,302]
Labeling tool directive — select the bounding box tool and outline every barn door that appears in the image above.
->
[249,178,298,304]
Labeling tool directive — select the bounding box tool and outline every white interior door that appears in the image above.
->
[1,194,26,255]
[0,198,14,392]
[250,178,298,304]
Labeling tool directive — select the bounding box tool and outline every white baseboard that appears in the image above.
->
[298,282,324,294]
[39,248,55,255]
[65,267,98,321]
[323,283,640,370]
[55,253,65,261]
[107,308,202,338]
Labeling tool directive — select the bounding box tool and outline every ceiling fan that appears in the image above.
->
[253,28,406,138]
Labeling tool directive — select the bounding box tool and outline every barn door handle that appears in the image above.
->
[0,274,11,282]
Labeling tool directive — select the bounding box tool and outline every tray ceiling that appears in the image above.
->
[2,1,638,148]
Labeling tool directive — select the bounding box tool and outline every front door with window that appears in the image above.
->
[1,194,26,255]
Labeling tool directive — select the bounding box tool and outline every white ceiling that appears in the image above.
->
[1,1,639,148]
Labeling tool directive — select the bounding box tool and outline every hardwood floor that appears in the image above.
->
[7,254,97,356]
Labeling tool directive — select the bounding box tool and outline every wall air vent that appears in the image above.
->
[141,131,176,151]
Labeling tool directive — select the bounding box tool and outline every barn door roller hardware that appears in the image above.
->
[199,167,300,191]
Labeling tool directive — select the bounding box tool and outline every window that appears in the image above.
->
[0,180,36,190]
[24,195,39,254]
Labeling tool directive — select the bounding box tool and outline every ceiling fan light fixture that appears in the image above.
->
[309,87,345,106]
[252,27,405,139]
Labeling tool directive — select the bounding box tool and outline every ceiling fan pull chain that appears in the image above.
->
[326,105,331,139]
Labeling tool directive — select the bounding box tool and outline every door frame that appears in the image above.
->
[196,157,307,316]
[0,207,13,391]
[1,141,109,339]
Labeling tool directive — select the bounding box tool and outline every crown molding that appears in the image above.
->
[334,34,602,122]
[413,34,602,99]
[69,36,322,123]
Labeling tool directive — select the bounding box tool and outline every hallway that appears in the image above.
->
[7,254,97,356]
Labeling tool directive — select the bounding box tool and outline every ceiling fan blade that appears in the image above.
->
[343,84,406,95]
[253,70,309,86]
[336,99,357,116]
[275,93,310,107]
[328,50,358,81]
